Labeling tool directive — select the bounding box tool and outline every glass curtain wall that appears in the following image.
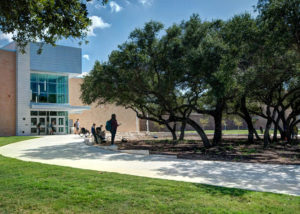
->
[30,73,68,104]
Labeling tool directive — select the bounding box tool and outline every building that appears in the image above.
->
[68,78,140,133]
[0,42,140,136]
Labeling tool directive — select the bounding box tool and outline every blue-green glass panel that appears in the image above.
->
[57,94,64,103]
[48,83,57,93]
[48,74,58,83]
[31,93,38,102]
[48,94,57,103]
[38,82,47,93]
[57,76,67,84]
[57,84,62,94]
[30,73,37,82]
[38,93,47,103]
[31,82,38,93]
[38,74,47,83]
[30,73,68,104]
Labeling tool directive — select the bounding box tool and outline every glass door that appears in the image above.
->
[57,117,65,134]
[38,117,47,135]
[31,117,38,134]
[49,117,65,134]
[49,117,57,134]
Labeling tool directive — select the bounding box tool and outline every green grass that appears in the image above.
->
[0,136,37,147]
[182,130,259,135]
[0,137,299,213]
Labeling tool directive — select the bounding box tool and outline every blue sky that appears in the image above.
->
[0,0,258,75]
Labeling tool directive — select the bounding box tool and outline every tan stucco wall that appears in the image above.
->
[0,50,16,136]
[69,78,139,132]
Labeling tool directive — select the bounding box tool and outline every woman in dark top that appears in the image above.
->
[110,114,120,145]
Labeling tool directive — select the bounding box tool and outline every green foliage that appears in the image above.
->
[81,1,300,146]
[256,0,300,50]
[233,117,243,129]
[0,0,108,52]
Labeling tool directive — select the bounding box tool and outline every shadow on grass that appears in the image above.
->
[195,183,249,197]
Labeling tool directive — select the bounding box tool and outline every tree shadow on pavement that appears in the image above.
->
[156,161,300,196]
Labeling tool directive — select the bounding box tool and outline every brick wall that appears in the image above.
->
[69,78,139,132]
[0,49,16,136]
[140,114,268,132]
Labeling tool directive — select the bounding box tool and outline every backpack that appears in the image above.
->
[105,120,112,131]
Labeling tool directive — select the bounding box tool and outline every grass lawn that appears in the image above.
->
[0,136,37,147]
[181,130,260,135]
[0,137,299,213]
[206,130,252,135]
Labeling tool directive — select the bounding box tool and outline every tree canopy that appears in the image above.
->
[81,0,300,148]
[0,0,108,52]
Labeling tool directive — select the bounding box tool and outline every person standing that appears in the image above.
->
[108,114,120,145]
[51,120,56,135]
[91,123,98,144]
[75,119,80,134]
[37,122,41,135]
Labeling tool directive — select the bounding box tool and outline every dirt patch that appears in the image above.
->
[116,139,300,165]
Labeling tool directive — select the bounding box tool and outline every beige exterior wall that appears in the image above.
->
[69,78,139,132]
[0,50,16,136]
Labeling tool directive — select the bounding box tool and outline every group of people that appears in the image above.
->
[91,124,106,144]
[74,114,121,145]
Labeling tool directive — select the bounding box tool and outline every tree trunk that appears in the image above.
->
[243,116,255,144]
[213,109,223,146]
[280,113,288,140]
[187,118,211,148]
[179,121,186,140]
[253,129,261,140]
[240,96,255,143]
[264,118,272,148]
[278,125,285,140]
[248,127,254,143]
[264,106,274,148]
[166,123,177,141]
[286,125,292,143]
[273,122,278,143]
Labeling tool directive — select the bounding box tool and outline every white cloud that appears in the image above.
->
[138,0,153,6]
[77,72,89,78]
[87,0,95,4]
[87,16,111,36]
[83,54,90,60]
[109,1,123,12]
[95,4,107,9]
[0,32,14,42]
[124,0,131,5]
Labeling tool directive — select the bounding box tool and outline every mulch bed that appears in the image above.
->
[116,139,300,165]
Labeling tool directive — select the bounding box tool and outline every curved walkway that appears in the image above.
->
[0,135,299,196]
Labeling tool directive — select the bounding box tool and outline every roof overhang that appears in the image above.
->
[30,103,90,114]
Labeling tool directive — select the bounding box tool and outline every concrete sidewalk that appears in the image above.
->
[0,135,299,196]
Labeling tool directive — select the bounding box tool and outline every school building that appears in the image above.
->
[0,42,139,136]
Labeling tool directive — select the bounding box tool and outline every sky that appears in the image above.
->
[0,0,258,76]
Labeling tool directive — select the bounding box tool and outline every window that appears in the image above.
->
[30,73,68,104]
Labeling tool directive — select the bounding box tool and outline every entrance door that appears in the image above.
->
[49,117,65,134]
[31,116,47,135]
[38,117,47,135]
[31,117,38,134]
[57,117,65,134]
